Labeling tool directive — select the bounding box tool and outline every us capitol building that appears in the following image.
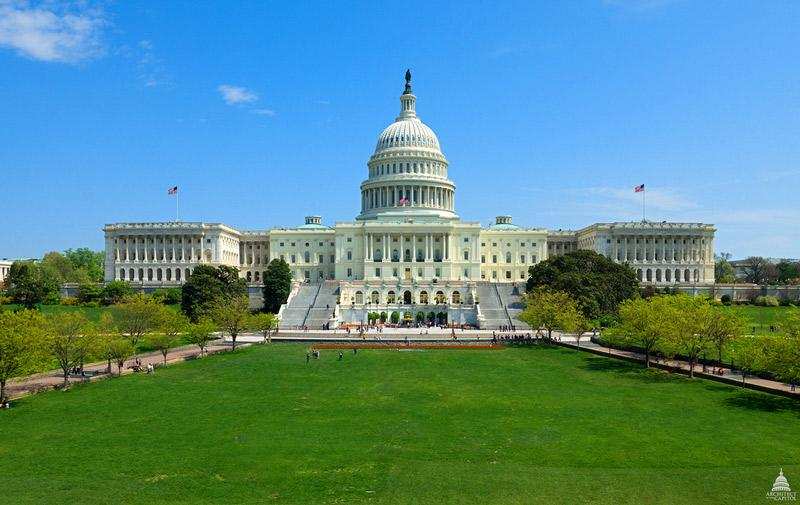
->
[103,72,716,328]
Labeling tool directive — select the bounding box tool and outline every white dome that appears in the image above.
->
[375,117,441,153]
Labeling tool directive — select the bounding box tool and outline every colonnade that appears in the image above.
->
[361,185,454,212]
[113,234,203,263]
[613,235,712,264]
[363,232,452,262]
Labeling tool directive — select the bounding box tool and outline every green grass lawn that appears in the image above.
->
[716,305,794,336]
[2,344,798,504]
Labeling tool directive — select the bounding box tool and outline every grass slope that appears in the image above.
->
[1,344,798,504]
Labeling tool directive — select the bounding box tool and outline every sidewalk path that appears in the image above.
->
[6,340,237,400]
[565,338,799,398]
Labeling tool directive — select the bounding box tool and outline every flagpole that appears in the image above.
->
[642,187,646,222]
[176,190,179,222]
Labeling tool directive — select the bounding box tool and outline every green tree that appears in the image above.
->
[730,337,767,384]
[6,261,60,308]
[702,308,742,368]
[614,296,670,368]
[181,265,247,321]
[526,250,639,319]
[110,295,163,348]
[46,312,96,387]
[211,296,252,351]
[101,280,134,305]
[64,248,104,282]
[663,295,708,378]
[152,287,182,305]
[40,251,75,285]
[187,318,217,356]
[77,282,103,305]
[518,289,581,340]
[743,256,778,285]
[0,310,47,403]
[251,312,278,343]
[714,253,736,284]
[776,260,800,284]
[107,338,135,376]
[262,259,293,313]
[148,308,188,364]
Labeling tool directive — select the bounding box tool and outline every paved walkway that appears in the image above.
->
[565,339,799,398]
[6,340,237,400]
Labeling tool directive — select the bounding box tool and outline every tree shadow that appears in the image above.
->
[580,355,678,383]
[724,391,800,414]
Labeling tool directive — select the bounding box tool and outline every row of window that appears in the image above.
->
[119,267,189,282]
[481,253,537,264]
[352,290,462,305]
[369,161,446,177]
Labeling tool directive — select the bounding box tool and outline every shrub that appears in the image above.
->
[720,294,732,305]
[60,296,79,306]
[779,298,795,307]
[152,287,182,305]
[755,295,780,307]
[379,311,387,323]
[77,282,102,304]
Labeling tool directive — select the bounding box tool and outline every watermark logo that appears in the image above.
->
[767,468,796,501]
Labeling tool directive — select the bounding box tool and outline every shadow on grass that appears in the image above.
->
[581,355,682,384]
[724,391,800,414]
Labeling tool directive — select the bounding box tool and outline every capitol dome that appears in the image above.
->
[358,70,457,221]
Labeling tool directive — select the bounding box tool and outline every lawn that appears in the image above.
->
[717,304,794,336]
[1,344,798,504]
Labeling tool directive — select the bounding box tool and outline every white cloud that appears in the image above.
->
[218,84,258,105]
[251,108,276,117]
[0,1,107,63]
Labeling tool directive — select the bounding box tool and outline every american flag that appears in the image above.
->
[634,184,645,193]
[168,186,178,195]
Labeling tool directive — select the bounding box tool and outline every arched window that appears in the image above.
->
[176,268,182,282]
[254,271,260,282]
[404,249,411,262]
[355,291,364,304]
[403,290,412,304]
[452,291,461,304]
[387,291,396,304]
[646,269,652,282]
[120,269,125,280]
[130,268,136,281]
[371,291,380,304]
[435,291,446,304]
[684,269,691,282]
[392,249,400,262]
[665,269,671,282]
[304,251,310,263]
[637,269,643,281]
[157,268,163,281]
[166,268,172,281]
[246,271,252,282]
[693,269,700,282]
[419,291,429,304]
[374,249,382,262]
[655,269,661,282]
[147,268,153,281]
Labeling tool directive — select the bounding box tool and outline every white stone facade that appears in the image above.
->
[0,260,12,287]
[102,73,716,311]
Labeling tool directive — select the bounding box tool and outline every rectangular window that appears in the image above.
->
[435,267,441,277]
[347,237,352,242]
[464,269,469,278]
[521,255,526,263]
[375,267,381,277]
[347,268,352,277]
[463,237,469,242]
[520,271,526,279]
[418,268,423,277]
[492,255,498,263]
[318,254,324,263]
[481,255,486,263]
[506,271,512,279]
[291,255,296,263]
[330,255,335,263]
[492,271,497,279]
[347,251,352,260]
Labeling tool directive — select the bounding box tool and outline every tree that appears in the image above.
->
[526,250,639,319]
[64,248,104,282]
[776,260,800,284]
[0,310,46,403]
[663,295,708,378]
[187,318,217,356]
[614,296,669,368]
[250,312,278,343]
[211,296,252,350]
[107,338,135,376]
[46,312,95,387]
[730,337,767,384]
[743,256,778,285]
[148,309,188,364]
[110,295,163,348]
[518,289,581,340]
[40,251,76,285]
[77,282,103,305]
[565,311,591,347]
[6,261,60,308]
[101,280,134,305]
[152,287,182,305]
[714,254,735,283]
[262,259,293,313]
[181,265,247,321]
[701,308,742,368]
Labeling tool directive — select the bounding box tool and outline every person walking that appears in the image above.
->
[338,351,344,361]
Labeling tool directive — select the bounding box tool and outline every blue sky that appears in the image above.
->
[1,0,798,260]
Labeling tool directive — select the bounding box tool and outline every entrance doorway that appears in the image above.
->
[403,290,412,304]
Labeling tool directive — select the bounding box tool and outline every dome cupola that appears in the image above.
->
[358,70,457,221]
